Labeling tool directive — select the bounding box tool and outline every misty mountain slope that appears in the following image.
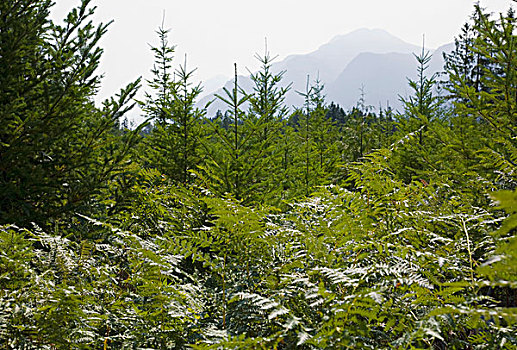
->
[199,29,452,115]
[282,28,422,84]
[428,42,455,76]
[199,75,254,111]
[200,74,230,99]
[327,52,417,111]
[326,43,450,112]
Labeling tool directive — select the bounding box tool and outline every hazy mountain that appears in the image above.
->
[199,74,230,99]
[275,28,421,92]
[200,29,453,115]
[428,42,455,75]
[327,52,417,111]
[326,42,454,111]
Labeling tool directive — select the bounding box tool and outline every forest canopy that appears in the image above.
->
[0,0,516,349]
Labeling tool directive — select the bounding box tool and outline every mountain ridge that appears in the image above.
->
[199,28,453,114]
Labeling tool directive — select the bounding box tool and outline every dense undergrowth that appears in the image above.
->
[1,0,516,348]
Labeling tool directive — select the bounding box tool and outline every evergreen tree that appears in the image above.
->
[400,44,441,145]
[175,57,206,183]
[0,0,140,226]
[293,77,339,195]
[326,102,346,126]
[377,102,395,148]
[391,44,443,182]
[248,45,290,144]
[448,5,517,190]
[247,46,291,203]
[197,64,258,202]
[338,88,381,164]
[140,25,205,184]
[277,121,299,197]
[444,6,494,99]
[295,76,319,196]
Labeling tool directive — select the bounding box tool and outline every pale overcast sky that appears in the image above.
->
[50,0,512,102]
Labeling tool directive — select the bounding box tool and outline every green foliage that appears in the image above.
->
[0,0,141,227]
[449,5,517,191]
[443,7,491,97]
[197,56,290,204]
[183,148,516,349]
[390,45,445,183]
[140,25,205,184]
[196,66,257,203]
[246,48,292,203]
[2,1,517,348]
[290,77,340,196]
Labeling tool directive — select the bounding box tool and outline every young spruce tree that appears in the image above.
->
[140,24,204,184]
[0,0,141,227]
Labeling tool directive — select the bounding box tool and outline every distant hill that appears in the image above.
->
[199,74,230,99]
[326,52,417,111]
[327,43,454,111]
[199,29,454,115]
